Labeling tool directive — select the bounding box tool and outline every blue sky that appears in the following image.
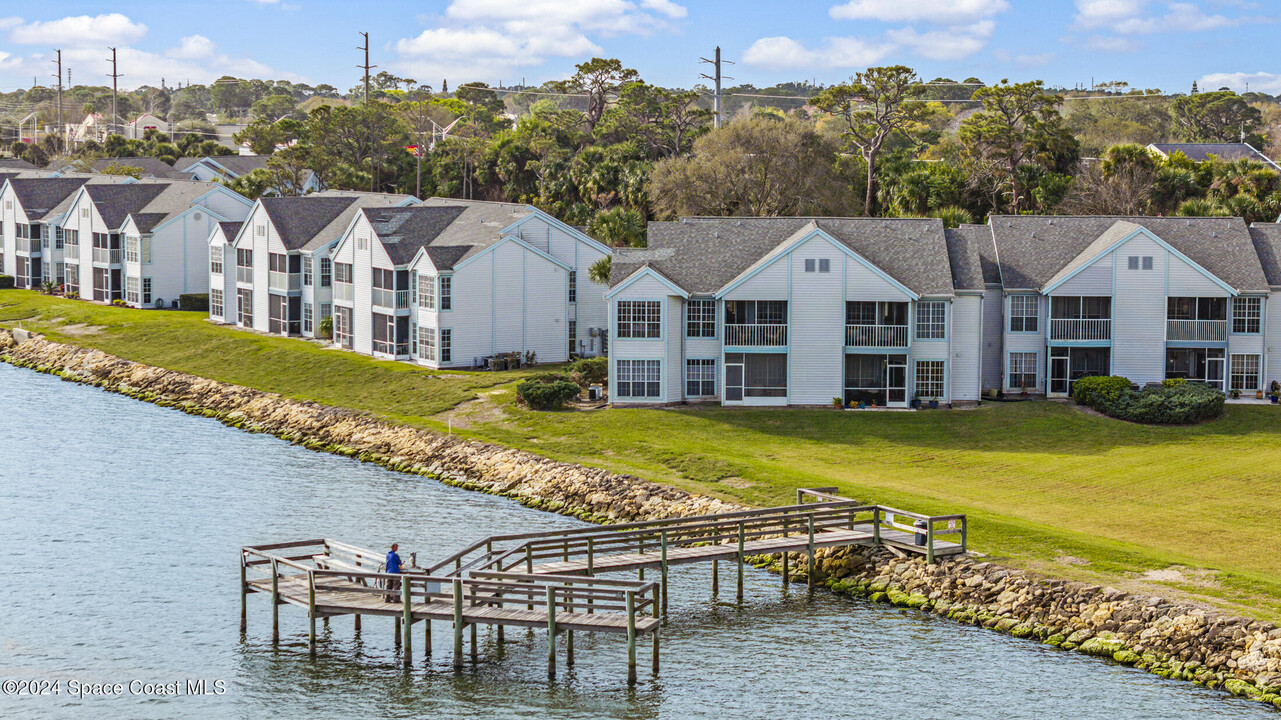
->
[0,1,1278,94]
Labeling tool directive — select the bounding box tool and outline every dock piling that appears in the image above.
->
[547,586,557,679]
[402,580,412,664]
[239,554,248,632]
[736,521,745,603]
[626,590,636,685]
[712,559,718,596]
[453,578,464,670]
[308,571,317,656]
[652,584,660,675]
[270,558,279,643]
[807,515,816,589]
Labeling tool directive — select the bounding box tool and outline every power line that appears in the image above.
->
[52,49,63,149]
[358,31,376,192]
[699,46,734,130]
[107,47,122,136]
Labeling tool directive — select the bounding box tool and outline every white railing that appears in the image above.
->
[16,237,39,253]
[1050,318,1111,341]
[65,244,80,260]
[268,271,301,292]
[92,248,121,264]
[845,324,909,347]
[236,267,254,285]
[371,288,410,309]
[724,323,788,346]
[1167,319,1227,343]
[333,282,354,302]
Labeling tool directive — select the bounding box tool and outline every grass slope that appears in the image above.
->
[4,291,1280,620]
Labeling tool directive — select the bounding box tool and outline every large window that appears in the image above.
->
[125,276,140,304]
[237,289,253,326]
[320,258,332,287]
[687,299,716,338]
[439,276,451,310]
[126,236,140,263]
[334,262,353,284]
[1009,295,1039,332]
[302,257,313,286]
[333,307,353,348]
[418,326,437,362]
[210,289,224,318]
[617,300,662,339]
[417,274,436,310]
[568,270,576,303]
[210,246,222,275]
[302,302,313,334]
[617,359,661,398]
[915,360,946,399]
[1230,354,1261,391]
[915,301,946,340]
[1009,352,1038,391]
[725,300,787,325]
[686,359,716,397]
[1167,297,1226,320]
[1232,297,1261,334]
[440,328,452,364]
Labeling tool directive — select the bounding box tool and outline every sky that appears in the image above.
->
[0,0,1278,95]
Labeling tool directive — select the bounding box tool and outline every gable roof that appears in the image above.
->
[82,183,170,228]
[989,215,1269,293]
[217,221,244,243]
[206,155,270,177]
[86,157,192,180]
[1148,143,1280,171]
[6,178,91,220]
[261,196,359,250]
[945,224,991,291]
[0,157,39,171]
[361,199,537,268]
[614,217,953,296]
[1250,224,1281,287]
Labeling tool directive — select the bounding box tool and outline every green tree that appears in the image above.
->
[812,66,929,216]
[558,58,640,131]
[1171,90,1263,143]
[586,207,646,247]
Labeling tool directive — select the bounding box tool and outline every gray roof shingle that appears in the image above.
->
[945,225,990,291]
[989,215,1270,293]
[217,221,244,243]
[83,183,170,228]
[614,217,954,296]
[1250,224,1281,287]
[362,199,537,268]
[0,158,39,171]
[88,157,192,180]
[6,178,91,219]
[1149,143,1280,170]
[261,196,359,250]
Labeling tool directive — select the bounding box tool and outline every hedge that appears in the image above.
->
[178,293,209,312]
[516,373,581,410]
[0,275,14,290]
[566,356,607,387]
[1072,376,1133,406]
[1087,381,1224,425]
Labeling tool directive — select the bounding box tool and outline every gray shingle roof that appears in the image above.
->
[88,157,192,180]
[1148,143,1280,170]
[6,178,91,219]
[261,196,358,250]
[1250,224,1281,287]
[945,225,990,291]
[0,158,39,171]
[362,205,469,266]
[363,199,537,268]
[614,217,954,296]
[989,215,1270,293]
[217,221,244,242]
[83,183,170,228]
[206,155,269,177]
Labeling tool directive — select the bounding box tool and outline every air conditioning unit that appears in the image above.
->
[589,327,599,337]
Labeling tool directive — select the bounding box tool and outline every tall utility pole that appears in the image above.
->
[358,32,377,192]
[700,46,733,129]
[107,47,122,137]
[52,49,63,150]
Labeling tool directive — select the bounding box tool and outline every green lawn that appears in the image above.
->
[4,290,1281,620]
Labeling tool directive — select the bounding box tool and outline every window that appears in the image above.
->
[1232,297,1261,334]
[1009,352,1037,391]
[237,248,253,268]
[804,259,816,272]
[320,303,331,321]
[210,247,222,275]
[801,258,831,273]
[357,236,368,251]
[1142,256,1153,270]
[1009,295,1039,332]
[409,272,417,305]
[334,307,353,348]
[410,321,418,356]
[687,299,716,338]
[237,289,253,326]
[1230,354,1261,391]
[126,237,140,263]
[617,300,662,339]
[440,276,451,310]
[569,270,576,303]
[303,257,313,286]
[302,302,313,334]
[210,288,224,318]
[419,326,437,362]
[916,301,946,340]
[142,277,152,305]
[125,276,140,304]
[54,227,63,250]
[64,229,78,249]
[256,224,266,237]
[686,359,716,397]
[1127,256,1138,270]
[320,258,332,287]
[617,359,661,398]
[568,320,577,354]
[440,329,451,363]
[334,262,353,284]
[417,274,436,310]
[915,360,946,399]
[81,207,90,219]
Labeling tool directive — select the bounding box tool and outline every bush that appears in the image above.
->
[1162,377,1187,388]
[0,275,14,289]
[516,373,582,410]
[1092,383,1224,425]
[178,293,209,312]
[318,316,333,339]
[566,356,607,387]
[1072,375,1132,406]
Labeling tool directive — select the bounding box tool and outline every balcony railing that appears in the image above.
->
[65,244,80,260]
[333,282,354,302]
[724,323,788,346]
[268,270,301,292]
[1050,318,1112,341]
[845,324,909,347]
[1167,319,1227,343]
[92,248,121,265]
[372,340,410,356]
[372,288,410,309]
[236,266,254,285]
[16,237,39,253]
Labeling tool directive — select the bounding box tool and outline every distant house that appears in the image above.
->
[214,190,416,336]
[127,114,170,140]
[58,180,252,306]
[328,198,610,366]
[175,155,320,194]
[52,157,193,181]
[0,158,39,171]
[1146,143,1281,172]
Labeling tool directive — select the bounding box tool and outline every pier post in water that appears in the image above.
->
[626,590,636,685]
[424,618,431,657]
[736,521,745,603]
[547,586,557,680]
[308,571,317,656]
[402,580,412,665]
[807,515,816,589]
[453,579,464,670]
[712,559,718,596]
[354,614,361,633]
[652,584,660,675]
[660,530,669,614]
[270,558,280,643]
[566,630,574,667]
[239,553,248,632]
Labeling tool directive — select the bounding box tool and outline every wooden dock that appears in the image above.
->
[242,488,965,682]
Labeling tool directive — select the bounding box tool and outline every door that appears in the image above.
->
[1049,355,1069,395]
[1206,355,1225,391]
[887,356,907,407]
[724,362,744,404]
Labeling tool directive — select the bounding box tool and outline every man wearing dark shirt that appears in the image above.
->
[385,543,403,602]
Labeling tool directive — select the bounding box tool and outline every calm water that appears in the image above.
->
[0,364,1273,720]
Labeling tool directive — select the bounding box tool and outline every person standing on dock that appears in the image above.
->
[384,543,403,602]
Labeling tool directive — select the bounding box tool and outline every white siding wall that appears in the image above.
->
[980,286,1004,392]
[1004,294,1046,392]
[448,257,492,367]
[666,296,684,403]
[950,294,983,402]
[608,275,672,404]
[329,221,358,349]
[1054,262,1112,295]
[1113,236,1168,384]
[0,186,19,277]
[724,261,788,300]
[207,230,235,323]
[788,238,844,404]
[1267,292,1281,389]
[1169,255,1226,296]
[246,206,273,332]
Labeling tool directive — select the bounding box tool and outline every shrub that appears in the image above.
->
[0,275,14,289]
[567,356,607,387]
[1072,375,1132,406]
[317,316,333,339]
[111,299,127,307]
[1092,383,1224,425]
[178,293,209,312]
[516,373,582,410]
[1162,377,1187,388]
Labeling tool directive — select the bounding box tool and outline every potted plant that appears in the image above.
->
[833,396,844,409]
[1256,389,1265,400]
[928,396,940,410]
[1270,381,1280,404]
[1229,388,1241,399]
[910,393,921,410]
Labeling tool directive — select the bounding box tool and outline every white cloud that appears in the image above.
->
[9,13,148,47]
[741,35,895,71]
[886,20,996,61]
[168,35,218,60]
[1074,0,1263,34]
[392,0,687,84]
[1073,0,1149,28]
[1198,71,1281,94]
[830,0,1009,24]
